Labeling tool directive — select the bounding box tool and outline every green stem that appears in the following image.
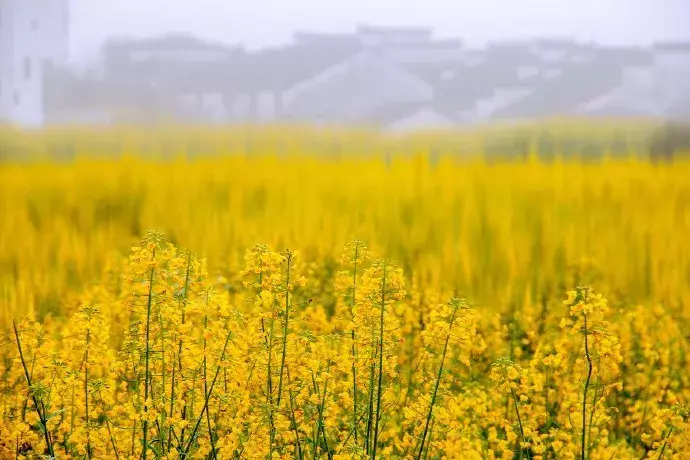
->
[511,388,530,460]
[105,416,121,460]
[175,253,192,452]
[311,373,333,459]
[423,417,435,460]
[12,320,55,458]
[372,262,387,460]
[417,301,459,459]
[582,313,593,460]
[657,426,673,460]
[267,313,276,458]
[158,296,167,452]
[351,242,360,445]
[202,298,218,459]
[277,251,292,407]
[286,368,304,460]
[365,339,376,454]
[84,327,91,459]
[143,247,156,460]
[182,327,233,456]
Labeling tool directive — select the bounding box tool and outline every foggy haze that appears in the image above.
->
[70,0,690,62]
[3,0,689,127]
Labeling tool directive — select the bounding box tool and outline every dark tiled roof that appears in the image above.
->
[403,61,466,85]
[103,53,251,94]
[653,42,690,52]
[377,39,464,51]
[239,42,364,92]
[594,47,654,65]
[491,59,626,119]
[292,31,362,46]
[666,99,690,118]
[529,38,589,49]
[356,24,434,40]
[102,38,363,94]
[581,104,658,118]
[104,33,237,53]
[45,68,178,112]
[404,49,538,110]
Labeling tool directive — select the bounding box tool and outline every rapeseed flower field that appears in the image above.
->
[0,127,688,459]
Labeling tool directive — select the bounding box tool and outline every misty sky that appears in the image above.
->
[69,0,690,62]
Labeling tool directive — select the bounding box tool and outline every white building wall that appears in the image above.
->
[0,3,16,122]
[654,50,690,108]
[0,0,69,126]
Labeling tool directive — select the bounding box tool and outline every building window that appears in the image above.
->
[13,91,21,106]
[24,57,32,80]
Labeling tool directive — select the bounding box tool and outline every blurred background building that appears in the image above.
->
[0,0,688,129]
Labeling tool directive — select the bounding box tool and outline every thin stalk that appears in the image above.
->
[372,262,387,460]
[510,388,530,460]
[312,418,318,460]
[188,373,198,450]
[267,311,276,458]
[67,383,76,454]
[167,362,175,453]
[12,320,54,458]
[174,252,192,452]
[582,313,593,460]
[142,246,157,460]
[202,299,218,460]
[130,420,137,457]
[84,328,91,459]
[182,326,233,456]
[365,346,376,454]
[351,330,359,442]
[657,427,673,460]
[204,404,217,460]
[286,368,304,460]
[319,383,333,460]
[423,417,435,460]
[256,258,276,457]
[587,374,601,455]
[158,298,167,452]
[351,242,360,445]
[311,373,333,459]
[417,301,459,459]
[277,251,292,407]
[336,409,370,453]
[105,416,121,460]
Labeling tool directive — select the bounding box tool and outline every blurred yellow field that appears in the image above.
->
[0,128,688,459]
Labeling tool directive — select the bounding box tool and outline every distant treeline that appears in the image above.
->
[482,121,690,161]
[1,121,689,162]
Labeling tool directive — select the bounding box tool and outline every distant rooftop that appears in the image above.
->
[103,33,242,53]
[652,41,690,52]
[292,31,361,46]
[356,24,434,43]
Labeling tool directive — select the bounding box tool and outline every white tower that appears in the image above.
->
[0,0,70,126]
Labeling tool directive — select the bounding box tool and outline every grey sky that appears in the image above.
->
[69,0,689,61]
